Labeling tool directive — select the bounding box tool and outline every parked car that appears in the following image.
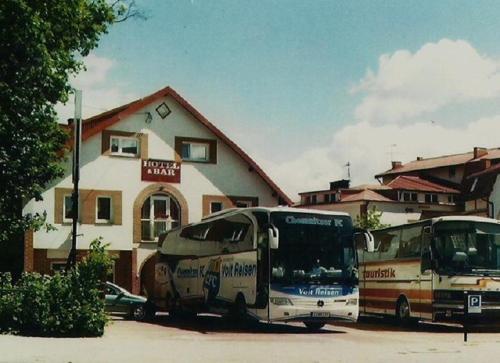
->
[105,282,150,321]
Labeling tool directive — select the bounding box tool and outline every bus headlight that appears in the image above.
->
[346,298,358,306]
[270,297,294,306]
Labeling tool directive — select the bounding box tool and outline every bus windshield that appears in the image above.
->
[270,212,355,285]
[433,221,500,276]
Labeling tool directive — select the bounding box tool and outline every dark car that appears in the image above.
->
[105,282,149,321]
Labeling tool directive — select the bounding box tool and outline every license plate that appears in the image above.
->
[311,312,330,318]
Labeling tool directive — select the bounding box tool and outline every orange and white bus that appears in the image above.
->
[358,216,500,324]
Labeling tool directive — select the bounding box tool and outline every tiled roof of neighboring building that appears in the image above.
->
[387,176,460,194]
[77,86,292,205]
[466,163,500,179]
[341,189,393,202]
[375,148,500,177]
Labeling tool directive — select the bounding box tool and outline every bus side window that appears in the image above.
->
[399,226,423,258]
[378,230,400,260]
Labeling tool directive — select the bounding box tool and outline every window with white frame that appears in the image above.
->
[96,196,112,223]
[63,194,74,222]
[425,194,438,204]
[110,136,139,157]
[141,194,181,241]
[210,201,223,214]
[181,141,209,162]
[400,191,418,202]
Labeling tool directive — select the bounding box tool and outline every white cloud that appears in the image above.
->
[261,39,500,201]
[353,39,500,123]
[55,54,136,122]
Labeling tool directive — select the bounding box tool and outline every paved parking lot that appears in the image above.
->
[1,315,499,363]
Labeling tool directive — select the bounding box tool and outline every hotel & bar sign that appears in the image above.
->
[141,159,181,183]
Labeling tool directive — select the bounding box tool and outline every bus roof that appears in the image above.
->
[200,206,350,223]
[430,215,500,225]
[372,215,500,232]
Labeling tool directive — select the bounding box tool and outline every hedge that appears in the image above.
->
[0,239,112,337]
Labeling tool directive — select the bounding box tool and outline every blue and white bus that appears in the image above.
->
[152,207,373,330]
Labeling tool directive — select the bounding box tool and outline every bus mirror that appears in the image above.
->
[354,232,375,252]
[268,227,279,249]
[365,232,375,253]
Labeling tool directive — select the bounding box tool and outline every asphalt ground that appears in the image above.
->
[1,314,499,363]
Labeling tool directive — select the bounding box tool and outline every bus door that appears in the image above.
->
[419,226,433,320]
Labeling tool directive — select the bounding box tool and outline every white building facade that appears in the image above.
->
[23,86,290,294]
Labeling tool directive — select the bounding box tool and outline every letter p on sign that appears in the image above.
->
[468,295,482,314]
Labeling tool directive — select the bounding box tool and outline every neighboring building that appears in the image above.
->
[298,177,460,226]
[299,147,500,226]
[23,86,291,294]
[463,163,500,219]
[375,147,500,186]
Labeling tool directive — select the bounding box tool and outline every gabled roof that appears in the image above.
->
[387,176,460,194]
[80,86,292,205]
[375,148,500,178]
[341,189,392,202]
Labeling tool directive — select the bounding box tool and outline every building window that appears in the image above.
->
[141,194,180,241]
[400,191,418,202]
[235,200,251,208]
[447,195,456,204]
[425,194,438,204]
[449,166,456,178]
[110,136,139,157]
[51,262,67,273]
[210,202,223,213]
[305,196,311,204]
[181,141,209,162]
[63,194,74,223]
[311,195,317,204]
[175,137,216,163]
[324,194,330,203]
[96,196,112,223]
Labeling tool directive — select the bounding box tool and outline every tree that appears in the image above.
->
[355,206,390,230]
[0,1,139,275]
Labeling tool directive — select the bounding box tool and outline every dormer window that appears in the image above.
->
[110,136,139,157]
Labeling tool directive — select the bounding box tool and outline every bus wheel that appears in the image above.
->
[396,297,412,325]
[304,322,325,331]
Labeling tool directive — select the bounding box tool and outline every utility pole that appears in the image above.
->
[67,90,82,269]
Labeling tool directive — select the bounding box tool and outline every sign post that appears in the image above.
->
[67,90,82,269]
[464,291,482,342]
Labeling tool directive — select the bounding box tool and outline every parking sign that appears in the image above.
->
[468,295,482,314]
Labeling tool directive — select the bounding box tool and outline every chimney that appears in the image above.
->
[67,118,74,126]
[473,147,488,159]
[391,161,402,169]
[416,156,423,161]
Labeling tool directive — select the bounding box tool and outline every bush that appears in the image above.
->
[0,238,112,336]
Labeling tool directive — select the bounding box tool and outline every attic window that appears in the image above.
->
[155,102,171,119]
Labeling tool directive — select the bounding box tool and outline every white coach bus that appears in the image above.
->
[152,207,373,330]
[358,216,500,324]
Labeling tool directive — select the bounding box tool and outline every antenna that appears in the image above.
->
[345,161,351,180]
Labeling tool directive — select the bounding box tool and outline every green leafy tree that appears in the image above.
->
[355,206,390,230]
[0,1,140,274]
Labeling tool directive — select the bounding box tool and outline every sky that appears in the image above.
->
[56,0,500,201]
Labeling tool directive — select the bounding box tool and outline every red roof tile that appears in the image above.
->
[341,189,393,202]
[376,148,500,177]
[387,176,460,194]
[79,86,292,205]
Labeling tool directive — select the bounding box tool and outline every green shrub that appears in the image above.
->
[0,238,112,336]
